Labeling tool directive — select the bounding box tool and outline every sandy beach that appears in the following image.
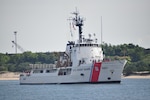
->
[123,75,150,79]
[0,72,20,80]
[0,72,150,80]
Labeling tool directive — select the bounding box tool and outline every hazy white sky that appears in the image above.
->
[0,0,150,53]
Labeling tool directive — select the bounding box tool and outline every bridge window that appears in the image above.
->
[76,44,98,47]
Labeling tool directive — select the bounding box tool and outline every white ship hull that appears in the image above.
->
[20,60,127,85]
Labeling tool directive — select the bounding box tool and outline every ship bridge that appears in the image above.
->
[65,34,103,67]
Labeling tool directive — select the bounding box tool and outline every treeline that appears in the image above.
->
[0,43,150,75]
[0,52,58,72]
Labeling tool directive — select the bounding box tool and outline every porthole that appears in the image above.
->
[108,77,111,80]
[80,73,84,76]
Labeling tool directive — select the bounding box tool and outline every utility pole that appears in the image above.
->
[14,31,17,54]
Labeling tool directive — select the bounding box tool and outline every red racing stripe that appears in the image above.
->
[90,62,102,82]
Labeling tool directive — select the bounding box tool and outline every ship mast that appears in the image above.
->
[72,10,84,43]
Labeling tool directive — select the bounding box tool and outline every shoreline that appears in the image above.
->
[0,72,20,80]
[0,72,150,81]
[123,75,150,79]
[0,78,19,80]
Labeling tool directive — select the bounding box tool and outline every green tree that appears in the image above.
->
[0,53,10,65]
[23,51,38,63]
[0,53,10,71]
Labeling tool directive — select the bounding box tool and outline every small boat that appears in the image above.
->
[20,10,127,85]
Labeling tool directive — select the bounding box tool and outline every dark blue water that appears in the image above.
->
[0,79,150,100]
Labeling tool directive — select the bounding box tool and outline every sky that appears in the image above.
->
[0,0,150,54]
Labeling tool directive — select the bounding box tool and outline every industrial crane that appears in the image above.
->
[12,41,25,53]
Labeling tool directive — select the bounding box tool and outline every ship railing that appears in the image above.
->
[29,64,56,69]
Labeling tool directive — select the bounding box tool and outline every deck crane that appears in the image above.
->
[12,41,25,53]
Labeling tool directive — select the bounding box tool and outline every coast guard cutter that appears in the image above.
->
[20,10,127,85]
